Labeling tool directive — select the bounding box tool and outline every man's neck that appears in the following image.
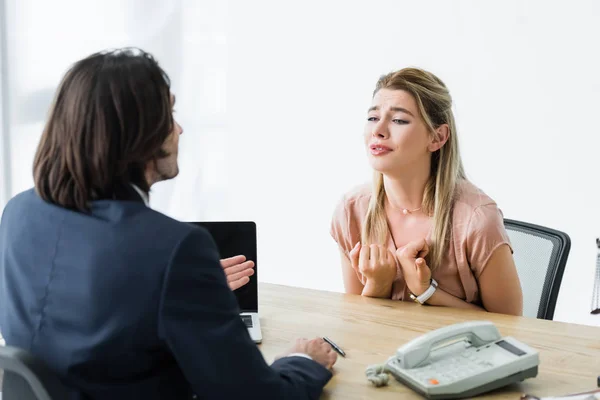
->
[130,184,149,206]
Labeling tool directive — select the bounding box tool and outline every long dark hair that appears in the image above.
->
[33,48,173,212]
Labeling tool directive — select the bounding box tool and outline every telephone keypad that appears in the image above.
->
[405,352,497,386]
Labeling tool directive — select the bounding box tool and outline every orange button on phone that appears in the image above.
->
[429,379,439,385]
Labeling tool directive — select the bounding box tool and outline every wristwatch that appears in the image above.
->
[409,278,438,305]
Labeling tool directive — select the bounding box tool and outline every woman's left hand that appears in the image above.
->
[395,239,432,296]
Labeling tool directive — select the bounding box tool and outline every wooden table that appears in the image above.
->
[257,283,600,399]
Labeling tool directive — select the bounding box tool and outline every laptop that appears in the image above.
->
[190,221,262,343]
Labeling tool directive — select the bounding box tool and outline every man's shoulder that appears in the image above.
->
[142,211,212,247]
[2,188,205,247]
[3,188,37,209]
[1,189,45,222]
[96,202,210,249]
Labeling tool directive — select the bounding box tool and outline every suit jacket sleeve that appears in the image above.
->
[158,227,332,399]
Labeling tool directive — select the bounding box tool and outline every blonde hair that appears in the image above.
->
[362,67,465,271]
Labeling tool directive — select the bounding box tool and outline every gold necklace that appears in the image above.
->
[388,201,422,215]
[399,206,422,215]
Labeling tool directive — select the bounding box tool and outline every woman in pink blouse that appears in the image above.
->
[330,68,523,315]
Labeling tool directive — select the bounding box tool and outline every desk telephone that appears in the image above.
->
[366,321,539,399]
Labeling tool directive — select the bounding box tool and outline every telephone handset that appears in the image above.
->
[395,321,502,369]
[366,321,539,400]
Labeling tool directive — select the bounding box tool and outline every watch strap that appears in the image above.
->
[410,279,438,305]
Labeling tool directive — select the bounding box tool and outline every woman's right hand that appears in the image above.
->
[349,242,397,287]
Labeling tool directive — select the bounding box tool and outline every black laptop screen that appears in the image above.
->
[190,221,258,312]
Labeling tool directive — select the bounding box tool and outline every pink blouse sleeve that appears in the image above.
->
[330,197,360,255]
[466,204,513,278]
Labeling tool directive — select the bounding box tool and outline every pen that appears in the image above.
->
[323,336,346,357]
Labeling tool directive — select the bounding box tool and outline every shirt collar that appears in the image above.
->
[130,184,149,206]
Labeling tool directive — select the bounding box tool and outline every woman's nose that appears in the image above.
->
[371,123,387,138]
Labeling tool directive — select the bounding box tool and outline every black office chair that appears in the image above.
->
[504,219,571,320]
[0,346,69,400]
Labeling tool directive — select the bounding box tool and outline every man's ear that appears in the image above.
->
[428,124,450,152]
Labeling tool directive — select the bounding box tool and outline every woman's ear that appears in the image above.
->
[428,124,450,152]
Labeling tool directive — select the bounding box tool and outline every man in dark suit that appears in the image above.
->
[0,48,336,399]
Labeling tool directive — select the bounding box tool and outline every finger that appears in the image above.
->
[400,239,428,259]
[377,245,388,264]
[349,242,361,268]
[386,248,396,267]
[220,255,246,268]
[349,242,361,256]
[329,352,338,368]
[222,260,255,276]
[416,239,430,259]
[403,241,421,258]
[229,276,250,291]
[226,267,255,283]
[416,258,431,273]
[359,245,370,271]
[369,244,379,265]
[415,258,432,285]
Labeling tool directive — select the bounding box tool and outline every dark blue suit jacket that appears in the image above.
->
[0,189,332,399]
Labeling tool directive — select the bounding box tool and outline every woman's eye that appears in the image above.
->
[367,116,378,122]
[393,119,409,125]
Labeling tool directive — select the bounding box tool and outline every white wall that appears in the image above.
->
[1,0,228,218]
[223,0,600,327]
[1,0,599,327]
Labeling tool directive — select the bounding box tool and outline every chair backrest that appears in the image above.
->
[504,219,571,320]
[0,346,69,400]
